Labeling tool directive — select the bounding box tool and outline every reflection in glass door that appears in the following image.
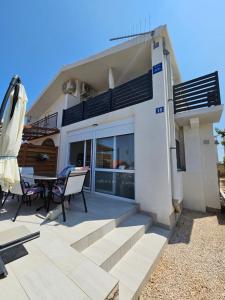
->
[95,134,135,199]
[84,140,92,189]
[69,140,92,190]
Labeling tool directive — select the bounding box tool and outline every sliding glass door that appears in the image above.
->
[95,134,135,199]
[68,133,135,199]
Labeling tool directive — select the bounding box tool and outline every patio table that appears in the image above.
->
[22,175,58,212]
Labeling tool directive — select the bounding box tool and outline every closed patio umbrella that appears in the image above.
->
[0,77,27,191]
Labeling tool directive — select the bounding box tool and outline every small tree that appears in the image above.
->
[216,128,225,170]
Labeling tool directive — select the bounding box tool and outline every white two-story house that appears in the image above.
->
[26,25,223,228]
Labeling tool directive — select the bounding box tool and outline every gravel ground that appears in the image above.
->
[140,209,225,300]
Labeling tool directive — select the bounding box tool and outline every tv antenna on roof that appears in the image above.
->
[110,14,152,41]
[109,30,154,42]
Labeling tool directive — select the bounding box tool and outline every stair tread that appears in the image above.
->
[82,214,152,267]
[110,226,170,300]
[33,228,118,300]
[69,205,137,251]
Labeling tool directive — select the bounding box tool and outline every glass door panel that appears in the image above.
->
[96,137,114,169]
[95,171,114,194]
[69,139,92,190]
[116,134,134,170]
[95,134,135,200]
[84,140,92,189]
[115,173,134,199]
[69,141,84,167]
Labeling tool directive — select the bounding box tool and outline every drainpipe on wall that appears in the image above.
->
[163,39,182,214]
[108,68,115,89]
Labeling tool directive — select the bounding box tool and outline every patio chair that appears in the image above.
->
[3,167,37,204]
[52,169,88,222]
[58,164,75,178]
[1,176,44,222]
[20,167,36,187]
[0,225,40,277]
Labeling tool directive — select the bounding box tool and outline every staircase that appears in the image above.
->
[73,208,170,300]
[6,199,170,300]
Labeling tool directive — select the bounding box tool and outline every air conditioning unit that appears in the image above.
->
[62,80,76,95]
[80,82,92,100]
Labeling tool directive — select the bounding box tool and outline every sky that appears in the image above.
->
[0,0,224,159]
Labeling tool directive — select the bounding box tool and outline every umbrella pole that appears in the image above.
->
[0,187,2,205]
[0,75,21,202]
[0,75,21,122]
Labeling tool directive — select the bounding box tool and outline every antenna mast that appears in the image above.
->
[109,30,153,42]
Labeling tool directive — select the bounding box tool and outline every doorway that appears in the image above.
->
[67,119,135,200]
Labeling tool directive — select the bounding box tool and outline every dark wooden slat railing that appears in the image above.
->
[62,103,84,127]
[173,72,221,113]
[84,90,111,119]
[112,72,152,111]
[62,71,153,127]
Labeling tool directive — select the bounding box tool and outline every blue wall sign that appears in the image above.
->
[153,63,163,74]
[156,106,164,114]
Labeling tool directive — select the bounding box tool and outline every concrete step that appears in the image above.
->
[82,213,152,272]
[110,226,170,300]
[70,204,138,252]
[33,228,119,300]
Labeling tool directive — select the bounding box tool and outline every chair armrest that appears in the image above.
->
[23,181,30,188]
[53,184,64,195]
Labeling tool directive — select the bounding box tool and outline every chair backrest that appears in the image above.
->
[64,170,87,196]
[10,177,24,196]
[20,167,35,185]
[58,165,75,178]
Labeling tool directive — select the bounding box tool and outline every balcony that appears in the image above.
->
[62,71,153,127]
[23,112,59,141]
[32,112,58,128]
[173,72,221,114]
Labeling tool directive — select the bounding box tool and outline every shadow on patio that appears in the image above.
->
[0,192,137,231]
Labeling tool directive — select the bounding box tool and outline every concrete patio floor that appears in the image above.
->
[0,193,137,300]
[0,193,170,300]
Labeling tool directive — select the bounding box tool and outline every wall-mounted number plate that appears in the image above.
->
[153,63,163,74]
[155,106,164,114]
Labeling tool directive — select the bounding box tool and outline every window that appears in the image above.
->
[176,139,186,171]
[176,140,181,170]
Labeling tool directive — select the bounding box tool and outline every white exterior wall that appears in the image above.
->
[38,94,66,128]
[183,119,220,211]
[58,37,175,227]
[200,123,220,209]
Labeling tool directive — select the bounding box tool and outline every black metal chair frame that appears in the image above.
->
[0,177,45,222]
[52,171,88,222]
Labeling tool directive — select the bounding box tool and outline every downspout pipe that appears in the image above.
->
[163,40,182,213]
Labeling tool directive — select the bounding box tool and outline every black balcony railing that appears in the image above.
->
[32,112,58,128]
[62,71,153,127]
[173,72,221,114]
